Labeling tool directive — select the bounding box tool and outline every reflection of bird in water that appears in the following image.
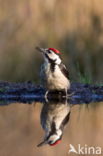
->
[37,99,71,147]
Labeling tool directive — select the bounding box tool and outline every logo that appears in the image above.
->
[68,144,102,155]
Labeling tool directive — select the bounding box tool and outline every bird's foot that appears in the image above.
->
[67,92,75,99]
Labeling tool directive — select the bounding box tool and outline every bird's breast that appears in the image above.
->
[44,64,70,90]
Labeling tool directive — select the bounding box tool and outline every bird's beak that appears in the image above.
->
[36,47,46,54]
[37,140,47,147]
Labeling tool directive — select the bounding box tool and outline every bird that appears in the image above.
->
[37,98,71,147]
[36,47,70,97]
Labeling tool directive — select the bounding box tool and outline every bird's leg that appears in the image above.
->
[65,89,68,98]
[63,88,75,99]
[62,89,68,98]
[44,90,49,102]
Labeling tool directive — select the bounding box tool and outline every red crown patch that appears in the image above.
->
[48,48,61,54]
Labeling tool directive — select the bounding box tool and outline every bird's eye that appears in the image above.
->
[48,140,53,145]
[48,50,52,54]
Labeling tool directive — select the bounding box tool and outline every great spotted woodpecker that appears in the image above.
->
[36,47,70,96]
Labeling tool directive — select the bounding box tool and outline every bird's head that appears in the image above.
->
[37,129,62,147]
[36,47,61,64]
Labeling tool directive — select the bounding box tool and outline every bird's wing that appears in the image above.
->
[60,112,71,130]
[59,63,69,79]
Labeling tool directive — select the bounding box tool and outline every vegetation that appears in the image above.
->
[0,0,102,83]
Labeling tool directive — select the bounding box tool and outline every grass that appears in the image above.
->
[76,62,92,84]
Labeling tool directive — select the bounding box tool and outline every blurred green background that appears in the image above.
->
[0,0,102,83]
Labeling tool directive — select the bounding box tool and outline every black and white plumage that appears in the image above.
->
[37,99,71,147]
[36,47,70,91]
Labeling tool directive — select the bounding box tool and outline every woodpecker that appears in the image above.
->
[36,47,70,95]
[37,99,71,147]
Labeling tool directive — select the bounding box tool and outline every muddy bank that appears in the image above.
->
[0,81,102,105]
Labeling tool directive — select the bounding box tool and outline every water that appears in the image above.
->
[0,82,103,156]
